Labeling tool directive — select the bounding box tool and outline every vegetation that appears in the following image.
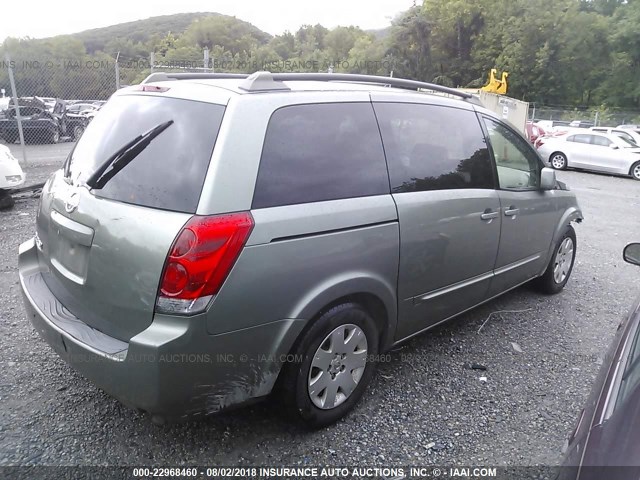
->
[0,1,639,112]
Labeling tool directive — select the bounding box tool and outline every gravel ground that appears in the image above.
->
[1,145,639,468]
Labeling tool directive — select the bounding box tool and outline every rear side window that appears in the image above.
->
[592,135,612,147]
[68,95,225,213]
[568,134,591,144]
[373,102,494,193]
[252,103,389,209]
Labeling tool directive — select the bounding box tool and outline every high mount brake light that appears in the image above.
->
[156,212,254,315]
[136,85,170,93]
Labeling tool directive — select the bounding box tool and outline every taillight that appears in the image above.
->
[155,212,254,315]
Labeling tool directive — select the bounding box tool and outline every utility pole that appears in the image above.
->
[115,52,121,90]
[5,54,27,165]
[204,48,209,73]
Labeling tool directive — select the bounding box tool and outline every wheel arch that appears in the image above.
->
[286,273,398,355]
[540,207,582,274]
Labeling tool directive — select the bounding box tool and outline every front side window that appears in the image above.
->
[484,117,541,190]
[373,102,494,193]
[252,103,389,209]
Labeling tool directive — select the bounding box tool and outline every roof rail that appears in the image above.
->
[141,71,481,105]
[141,72,249,84]
[238,71,289,92]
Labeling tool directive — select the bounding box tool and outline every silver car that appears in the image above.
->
[18,72,583,427]
[537,130,640,180]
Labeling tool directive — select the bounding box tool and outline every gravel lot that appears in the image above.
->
[1,143,639,468]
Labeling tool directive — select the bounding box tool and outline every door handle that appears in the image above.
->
[480,210,499,221]
[504,207,520,217]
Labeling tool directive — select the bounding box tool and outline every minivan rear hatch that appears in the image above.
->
[36,93,225,341]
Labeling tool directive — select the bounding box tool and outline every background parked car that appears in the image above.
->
[536,131,640,180]
[0,144,25,210]
[66,103,100,115]
[535,120,572,131]
[0,97,67,144]
[525,121,546,144]
[559,243,640,479]
[617,124,640,134]
[591,126,640,146]
[569,120,595,128]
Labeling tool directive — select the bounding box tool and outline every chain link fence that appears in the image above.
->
[0,54,123,156]
[0,48,242,164]
[529,105,640,127]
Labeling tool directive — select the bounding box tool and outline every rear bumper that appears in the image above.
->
[18,238,306,421]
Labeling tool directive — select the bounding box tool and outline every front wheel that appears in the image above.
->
[279,302,378,428]
[534,225,577,294]
[631,162,640,181]
[550,152,568,170]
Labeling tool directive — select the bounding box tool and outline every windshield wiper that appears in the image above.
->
[86,120,173,189]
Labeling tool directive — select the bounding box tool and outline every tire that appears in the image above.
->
[534,225,577,294]
[550,152,568,170]
[0,189,15,210]
[279,302,379,428]
[3,132,18,144]
[49,129,60,144]
[631,162,640,181]
[72,125,85,140]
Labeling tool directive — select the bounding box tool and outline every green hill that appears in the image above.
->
[73,13,270,53]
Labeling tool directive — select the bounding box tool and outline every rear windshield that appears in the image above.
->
[67,94,225,213]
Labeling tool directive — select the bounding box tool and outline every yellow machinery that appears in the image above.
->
[481,69,509,95]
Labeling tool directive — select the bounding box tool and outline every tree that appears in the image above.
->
[386,6,433,81]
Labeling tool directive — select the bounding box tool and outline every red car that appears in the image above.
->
[525,121,546,144]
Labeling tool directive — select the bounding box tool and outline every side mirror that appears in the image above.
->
[623,243,640,266]
[540,167,556,190]
[609,144,619,150]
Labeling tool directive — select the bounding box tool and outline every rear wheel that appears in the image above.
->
[49,129,60,144]
[550,152,568,170]
[279,302,378,428]
[3,132,18,144]
[72,124,85,140]
[631,162,640,181]
[534,225,576,294]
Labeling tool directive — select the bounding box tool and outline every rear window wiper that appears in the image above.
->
[86,120,174,189]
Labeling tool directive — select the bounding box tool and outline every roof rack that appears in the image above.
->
[141,71,481,105]
[141,72,250,84]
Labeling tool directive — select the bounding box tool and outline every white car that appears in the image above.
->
[0,144,25,189]
[590,126,640,146]
[536,131,640,180]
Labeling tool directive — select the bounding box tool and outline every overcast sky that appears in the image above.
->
[0,0,419,41]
